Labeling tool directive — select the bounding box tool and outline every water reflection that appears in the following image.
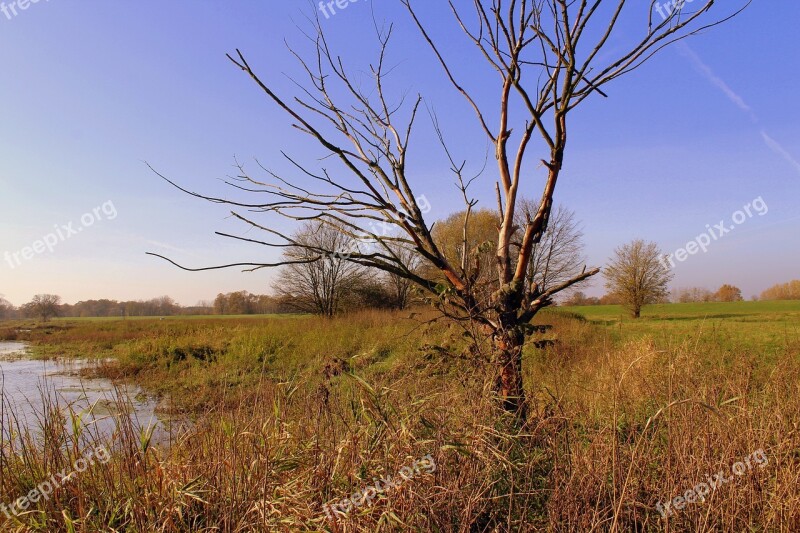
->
[0,341,174,444]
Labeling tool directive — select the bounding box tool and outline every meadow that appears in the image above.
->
[564,300,800,351]
[0,302,798,531]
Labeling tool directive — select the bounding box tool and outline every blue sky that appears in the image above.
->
[1,1,797,306]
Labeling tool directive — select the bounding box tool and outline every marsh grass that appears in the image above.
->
[0,306,798,531]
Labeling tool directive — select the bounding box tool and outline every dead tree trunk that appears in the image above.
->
[493,325,526,417]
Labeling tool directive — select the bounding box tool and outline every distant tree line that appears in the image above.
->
[565,284,748,308]
[271,206,589,318]
[0,296,13,320]
[65,296,184,317]
[672,284,744,303]
[0,294,213,320]
[0,288,403,320]
[563,292,626,306]
[2,278,796,323]
[761,280,800,301]
[213,292,286,315]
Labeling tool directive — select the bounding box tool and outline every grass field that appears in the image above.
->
[0,303,798,531]
[564,300,800,320]
[44,313,305,321]
[559,300,800,353]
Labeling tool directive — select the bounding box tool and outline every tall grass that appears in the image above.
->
[0,309,798,531]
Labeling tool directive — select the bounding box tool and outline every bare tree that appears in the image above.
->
[150,1,747,417]
[273,222,364,317]
[384,244,422,310]
[603,240,673,318]
[517,203,587,297]
[672,286,713,303]
[21,294,62,322]
[564,291,600,306]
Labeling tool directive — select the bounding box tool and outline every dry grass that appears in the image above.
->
[0,308,798,531]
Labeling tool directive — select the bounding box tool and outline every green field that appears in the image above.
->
[49,313,304,321]
[564,300,800,319]
[558,300,800,352]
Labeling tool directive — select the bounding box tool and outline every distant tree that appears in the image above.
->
[599,293,623,305]
[564,291,599,306]
[180,301,214,316]
[124,300,145,317]
[565,291,588,306]
[178,300,213,316]
[673,287,713,303]
[0,296,14,320]
[714,284,743,302]
[252,295,282,314]
[273,222,364,317]
[66,299,123,318]
[604,240,673,318]
[431,204,588,307]
[22,294,62,321]
[430,208,500,304]
[213,293,228,315]
[225,291,252,315]
[344,278,395,310]
[153,296,178,315]
[517,203,588,296]
[117,297,180,317]
[212,292,283,315]
[761,280,800,301]
[383,244,422,310]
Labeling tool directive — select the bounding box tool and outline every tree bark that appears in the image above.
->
[493,326,527,420]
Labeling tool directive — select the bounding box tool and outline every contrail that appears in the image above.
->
[760,131,800,174]
[678,42,755,120]
[678,42,800,176]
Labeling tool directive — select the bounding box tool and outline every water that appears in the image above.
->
[0,341,168,442]
[0,342,28,358]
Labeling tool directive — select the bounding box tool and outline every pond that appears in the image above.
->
[0,341,172,443]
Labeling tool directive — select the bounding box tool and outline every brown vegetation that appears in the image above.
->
[1,310,797,531]
[761,280,800,301]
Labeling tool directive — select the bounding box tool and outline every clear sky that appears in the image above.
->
[1,1,797,306]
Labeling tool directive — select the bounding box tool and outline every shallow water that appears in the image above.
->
[0,342,28,358]
[0,341,168,442]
